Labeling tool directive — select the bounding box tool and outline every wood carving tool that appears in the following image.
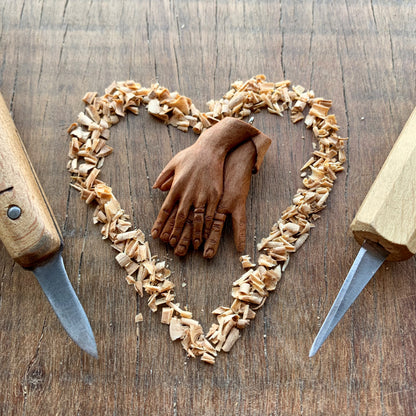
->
[0,92,97,358]
[310,107,416,357]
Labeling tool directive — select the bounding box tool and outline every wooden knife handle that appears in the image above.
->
[0,92,62,268]
[350,107,416,262]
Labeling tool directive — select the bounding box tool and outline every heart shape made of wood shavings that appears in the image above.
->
[67,75,347,365]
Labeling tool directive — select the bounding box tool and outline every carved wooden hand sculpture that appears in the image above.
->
[151,118,262,248]
[175,131,271,258]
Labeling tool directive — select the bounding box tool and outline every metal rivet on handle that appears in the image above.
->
[7,205,21,220]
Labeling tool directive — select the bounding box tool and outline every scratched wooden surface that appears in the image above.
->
[0,1,415,415]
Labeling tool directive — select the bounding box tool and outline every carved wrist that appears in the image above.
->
[196,117,261,156]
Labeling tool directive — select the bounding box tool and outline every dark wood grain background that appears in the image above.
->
[0,1,415,415]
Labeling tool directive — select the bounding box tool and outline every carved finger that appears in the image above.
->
[231,203,247,252]
[192,206,205,249]
[151,191,177,239]
[159,176,174,192]
[169,203,191,247]
[203,212,227,259]
[152,160,175,189]
[174,211,194,256]
[204,199,219,240]
[160,205,178,242]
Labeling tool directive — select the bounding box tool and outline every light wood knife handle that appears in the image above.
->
[350,107,416,262]
[0,92,62,268]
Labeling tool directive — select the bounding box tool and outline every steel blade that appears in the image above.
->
[309,241,388,357]
[33,252,98,358]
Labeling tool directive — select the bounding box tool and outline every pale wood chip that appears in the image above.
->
[115,252,131,268]
[77,112,94,127]
[86,105,101,124]
[233,268,254,286]
[135,244,150,262]
[85,167,100,189]
[68,137,80,158]
[292,85,306,95]
[309,103,330,119]
[290,111,305,123]
[167,301,192,319]
[243,306,256,320]
[206,323,219,339]
[124,260,140,275]
[228,92,246,110]
[192,121,204,134]
[236,319,250,329]
[258,254,277,268]
[200,338,217,356]
[316,191,330,207]
[180,310,193,319]
[263,265,282,291]
[94,183,113,202]
[198,113,211,128]
[294,233,309,251]
[235,291,265,305]
[125,275,136,285]
[339,148,346,163]
[169,317,186,341]
[77,162,96,176]
[96,144,113,158]
[222,328,240,352]
[283,222,301,235]
[161,307,174,324]
[82,91,97,105]
[134,280,143,296]
[239,254,255,269]
[115,230,141,242]
[238,282,251,295]
[201,352,216,365]
[282,256,290,272]
[135,313,143,323]
[147,293,158,312]
[147,99,169,122]
[167,95,191,114]
[181,317,200,329]
[212,306,231,315]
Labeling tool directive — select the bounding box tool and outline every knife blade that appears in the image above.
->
[34,252,97,357]
[310,106,416,357]
[0,91,97,358]
[309,241,388,357]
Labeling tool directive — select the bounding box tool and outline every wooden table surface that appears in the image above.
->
[1,1,415,415]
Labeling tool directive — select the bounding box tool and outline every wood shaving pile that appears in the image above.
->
[67,75,347,364]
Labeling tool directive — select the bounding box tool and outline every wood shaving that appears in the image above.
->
[135,313,143,323]
[67,75,347,365]
[239,254,255,269]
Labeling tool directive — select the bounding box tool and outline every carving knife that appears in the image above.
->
[310,106,416,357]
[0,92,98,358]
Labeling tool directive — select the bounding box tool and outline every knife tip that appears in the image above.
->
[89,346,99,360]
[80,339,98,359]
[308,341,320,358]
[308,346,318,358]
